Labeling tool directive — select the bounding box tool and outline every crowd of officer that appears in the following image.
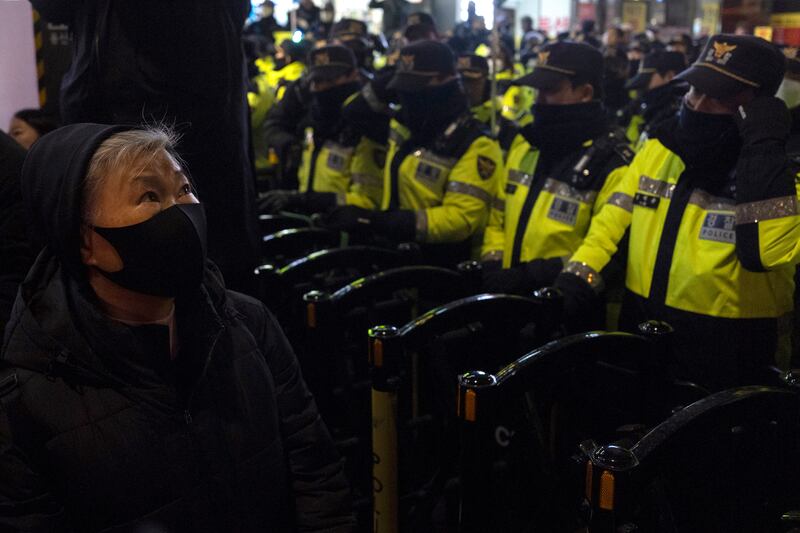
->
[2,3,800,531]
[248,10,800,392]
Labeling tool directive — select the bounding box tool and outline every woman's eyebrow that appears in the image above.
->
[130,174,165,189]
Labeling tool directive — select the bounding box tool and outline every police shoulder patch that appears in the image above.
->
[477,155,496,180]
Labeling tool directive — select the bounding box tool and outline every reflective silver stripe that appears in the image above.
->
[389,129,406,146]
[414,149,457,169]
[446,181,492,204]
[606,192,634,212]
[362,83,391,114]
[508,169,533,187]
[736,195,798,224]
[322,141,354,159]
[688,189,735,212]
[492,197,505,211]
[481,250,504,262]
[542,177,597,204]
[563,261,604,291]
[351,172,381,186]
[415,210,428,241]
[335,192,347,206]
[638,175,675,199]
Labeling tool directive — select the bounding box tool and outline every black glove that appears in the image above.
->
[305,192,338,214]
[482,266,526,294]
[734,96,791,145]
[482,258,564,295]
[553,272,604,333]
[734,96,796,207]
[257,190,303,214]
[370,210,416,241]
[323,205,374,232]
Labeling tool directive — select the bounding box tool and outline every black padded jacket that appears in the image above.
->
[0,255,355,532]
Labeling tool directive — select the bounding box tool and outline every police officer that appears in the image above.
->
[325,40,503,264]
[458,54,493,124]
[621,51,688,147]
[403,12,439,43]
[329,18,374,74]
[556,35,798,390]
[481,41,633,295]
[261,45,386,212]
[262,75,313,190]
[250,38,309,174]
[457,53,533,155]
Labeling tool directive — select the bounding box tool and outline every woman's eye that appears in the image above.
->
[140,191,160,203]
[180,184,192,196]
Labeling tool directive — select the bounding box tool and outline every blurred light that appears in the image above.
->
[292,30,303,42]
[458,0,494,29]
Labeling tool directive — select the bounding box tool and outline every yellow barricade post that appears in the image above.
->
[369,325,401,533]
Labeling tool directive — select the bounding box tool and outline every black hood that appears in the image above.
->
[21,123,132,283]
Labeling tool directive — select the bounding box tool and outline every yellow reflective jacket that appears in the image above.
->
[299,128,352,194]
[482,129,633,267]
[566,137,800,319]
[344,136,387,209]
[299,128,387,210]
[250,61,306,170]
[381,116,503,245]
[471,100,495,125]
[501,85,535,122]
[625,113,645,146]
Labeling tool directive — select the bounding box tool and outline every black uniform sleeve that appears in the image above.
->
[263,79,309,156]
[733,97,798,272]
[252,303,355,533]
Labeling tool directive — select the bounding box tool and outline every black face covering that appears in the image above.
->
[675,100,742,174]
[273,56,288,70]
[526,101,607,161]
[398,79,468,145]
[92,203,208,298]
[641,82,682,121]
[311,81,361,138]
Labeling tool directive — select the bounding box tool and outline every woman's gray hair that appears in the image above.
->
[82,125,182,222]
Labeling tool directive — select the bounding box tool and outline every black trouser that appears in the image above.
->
[618,290,777,392]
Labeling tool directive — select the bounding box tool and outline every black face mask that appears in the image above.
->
[92,203,208,298]
[677,100,737,144]
[399,79,467,144]
[527,101,607,159]
[311,81,360,136]
[675,100,742,178]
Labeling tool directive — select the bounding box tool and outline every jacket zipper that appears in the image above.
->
[646,175,693,307]
[182,325,225,425]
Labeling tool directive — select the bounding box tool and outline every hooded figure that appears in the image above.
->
[31,0,260,297]
[0,124,354,532]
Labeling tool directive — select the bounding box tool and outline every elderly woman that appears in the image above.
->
[0,124,354,532]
